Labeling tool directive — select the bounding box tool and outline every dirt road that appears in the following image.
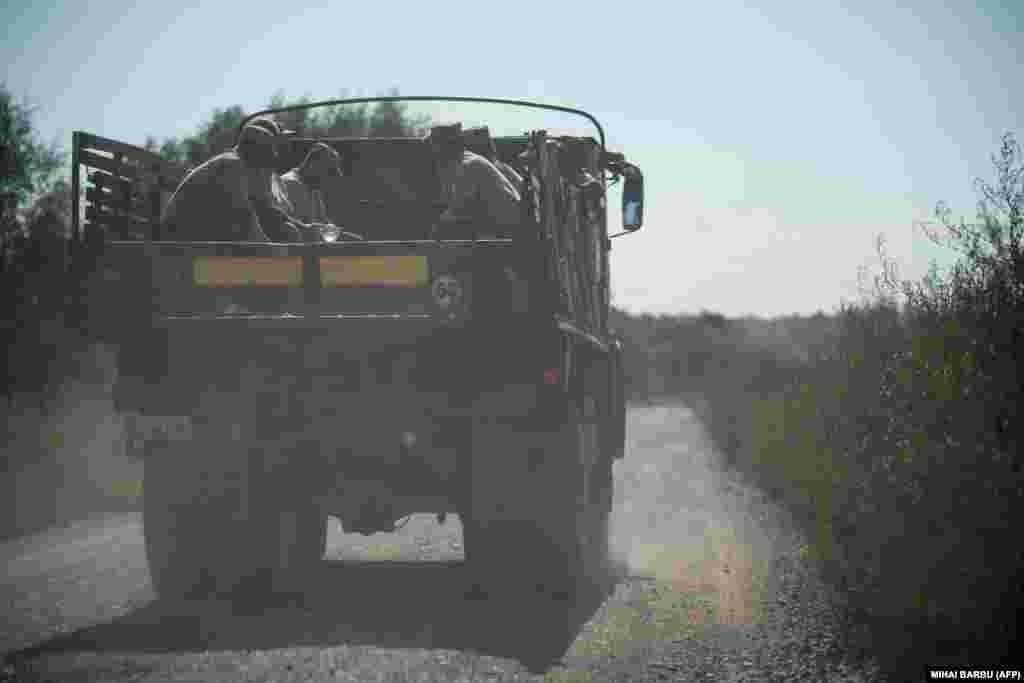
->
[1,404,882,681]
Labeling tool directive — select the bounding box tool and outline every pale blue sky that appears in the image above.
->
[3,0,1020,317]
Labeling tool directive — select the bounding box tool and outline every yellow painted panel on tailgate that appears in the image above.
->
[193,256,303,287]
[320,255,429,287]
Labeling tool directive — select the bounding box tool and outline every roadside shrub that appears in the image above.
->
[620,132,1022,674]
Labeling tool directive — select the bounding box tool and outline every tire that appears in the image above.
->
[466,396,612,600]
[591,426,614,586]
[458,465,500,597]
[570,394,614,595]
[143,436,271,601]
[243,465,325,601]
[607,345,627,461]
[143,449,190,599]
[458,511,491,598]
[143,444,211,600]
[293,505,328,569]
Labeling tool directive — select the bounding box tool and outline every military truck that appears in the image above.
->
[68,96,645,601]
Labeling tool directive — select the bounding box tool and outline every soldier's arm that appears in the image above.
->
[160,189,179,226]
[439,161,482,223]
[159,191,181,237]
[499,161,524,189]
[309,188,329,224]
[159,172,194,238]
[228,170,270,241]
[276,175,320,230]
[475,158,521,224]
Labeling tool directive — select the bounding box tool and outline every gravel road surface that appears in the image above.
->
[1,404,883,681]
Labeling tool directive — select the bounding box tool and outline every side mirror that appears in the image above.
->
[621,166,644,232]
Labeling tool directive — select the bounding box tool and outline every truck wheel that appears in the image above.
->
[241,463,326,601]
[545,395,613,598]
[143,443,212,600]
[592,422,614,585]
[607,347,627,461]
[466,396,612,600]
[288,504,327,571]
[305,511,328,564]
[143,437,265,601]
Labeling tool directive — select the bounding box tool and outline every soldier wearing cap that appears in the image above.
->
[462,126,523,190]
[161,123,282,241]
[426,123,521,239]
[246,116,295,213]
[236,116,326,242]
[249,120,361,242]
[277,143,346,241]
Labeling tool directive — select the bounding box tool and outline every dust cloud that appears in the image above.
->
[608,402,776,625]
[3,353,778,630]
[2,344,138,541]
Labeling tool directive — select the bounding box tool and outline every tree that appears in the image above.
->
[315,99,371,137]
[0,84,65,211]
[184,105,247,168]
[268,92,314,136]
[918,133,1024,273]
[158,138,186,167]
[145,89,432,169]
[0,85,73,401]
[367,87,431,138]
[1,84,66,264]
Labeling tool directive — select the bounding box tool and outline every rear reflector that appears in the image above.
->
[320,255,429,288]
[193,256,303,287]
[543,367,562,385]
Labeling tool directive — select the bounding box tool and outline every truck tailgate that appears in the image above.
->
[88,239,535,323]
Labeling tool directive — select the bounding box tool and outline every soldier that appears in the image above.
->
[160,124,281,241]
[426,123,521,239]
[277,143,345,241]
[245,116,296,214]
[241,116,315,243]
[462,126,523,190]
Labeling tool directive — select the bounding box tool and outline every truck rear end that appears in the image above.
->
[70,96,645,603]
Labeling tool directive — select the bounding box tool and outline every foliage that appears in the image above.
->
[0,83,65,212]
[614,132,1023,674]
[3,87,431,401]
[148,88,432,171]
[1,85,75,402]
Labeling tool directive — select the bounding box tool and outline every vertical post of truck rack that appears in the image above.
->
[70,132,80,267]
[304,248,321,318]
